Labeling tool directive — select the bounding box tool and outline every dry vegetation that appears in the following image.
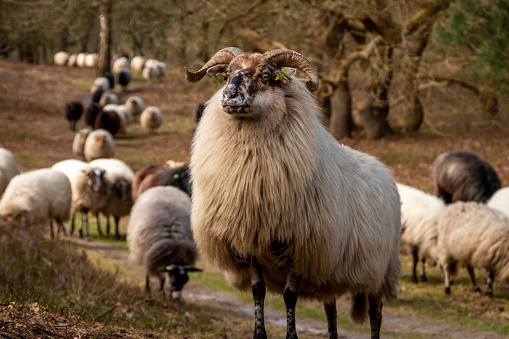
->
[1,57,509,338]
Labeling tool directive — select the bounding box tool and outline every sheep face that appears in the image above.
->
[216,54,278,116]
[113,177,132,203]
[84,169,107,192]
[166,265,202,300]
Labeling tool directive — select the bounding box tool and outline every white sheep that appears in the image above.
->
[140,106,163,134]
[0,148,19,195]
[99,91,119,106]
[125,96,145,117]
[67,54,77,67]
[54,51,70,66]
[117,104,133,125]
[186,47,401,338]
[89,158,134,240]
[112,56,130,73]
[0,168,71,239]
[487,187,509,218]
[131,56,146,73]
[85,53,98,68]
[76,53,87,68]
[83,129,116,162]
[52,159,111,241]
[90,77,111,95]
[72,128,91,159]
[437,201,509,297]
[397,183,445,283]
[127,186,201,300]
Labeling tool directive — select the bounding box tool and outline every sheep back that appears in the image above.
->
[127,186,196,277]
[0,168,71,225]
[437,201,509,283]
[132,164,163,200]
[191,79,401,301]
[72,129,91,159]
[136,165,190,198]
[83,129,116,161]
[487,187,509,219]
[0,148,19,195]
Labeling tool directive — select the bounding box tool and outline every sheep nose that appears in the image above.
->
[223,84,238,99]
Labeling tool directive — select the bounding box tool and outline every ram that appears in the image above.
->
[186,47,401,339]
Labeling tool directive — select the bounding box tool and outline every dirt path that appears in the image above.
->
[71,238,504,339]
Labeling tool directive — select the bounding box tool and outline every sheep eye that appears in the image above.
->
[262,72,271,81]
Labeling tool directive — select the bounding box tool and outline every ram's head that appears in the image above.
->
[185,48,319,116]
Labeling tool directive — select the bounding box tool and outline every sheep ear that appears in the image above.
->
[165,265,176,271]
[206,65,228,84]
[83,170,90,176]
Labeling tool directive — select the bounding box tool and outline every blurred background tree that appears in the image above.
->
[1,0,507,139]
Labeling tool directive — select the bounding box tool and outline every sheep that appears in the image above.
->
[116,104,133,125]
[103,104,127,135]
[89,158,134,240]
[125,96,145,117]
[127,186,202,300]
[67,54,77,67]
[0,168,71,239]
[76,53,87,68]
[131,56,146,73]
[436,201,509,297]
[90,77,110,95]
[94,109,121,136]
[397,183,446,284]
[0,148,20,195]
[132,164,163,200]
[433,150,501,204]
[134,164,191,200]
[185,47,401,339]
[85,53,98,68]
[84,103,101,127]
[83,129,115,162]
[142,65,163,84]
[102,72,115,90]
[116,68,132,92]
[64,99,84,132]
[72,128,91,159]
[140,106,163,134]
[54,51,70,66]
[487,187,509,218]
[99,91,119,106]
[91,89,105,104]
[112,56,130,73]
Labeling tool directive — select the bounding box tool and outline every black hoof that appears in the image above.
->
[445,286,451,295]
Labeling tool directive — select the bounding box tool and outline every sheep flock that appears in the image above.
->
[0,46,508,338]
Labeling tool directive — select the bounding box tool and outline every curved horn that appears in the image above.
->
[185,47,244,83]
[263,49,319,92]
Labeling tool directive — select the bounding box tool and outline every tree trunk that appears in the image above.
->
[97,2,112,75]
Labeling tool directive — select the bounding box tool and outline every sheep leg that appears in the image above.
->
[421,257,427,282]
[114,216,121,240]
[96,213,103,237]
[368,294,383,339]
[145,275,151,293]
[486,271,495,298]
[283,273,301,339]
[251,259,267,339]
[49,221,54,240]
[323,300,338,339]
[84,214,91,242]
[411,249,419,283]
[70,213,76,236]
[106,216,111,235]
[466,265,481,293]
[159,277,166,299]
[442,263,451,295]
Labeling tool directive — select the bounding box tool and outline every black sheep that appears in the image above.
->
[94,110,120,136]
[116,69,132,92]
[433,150,501,204]
[84,103,102,128]
[102,72,115,90]
[65,100,84,131]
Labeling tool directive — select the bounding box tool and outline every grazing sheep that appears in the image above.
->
[140,106,163,134]
[72,128,91,159]
[397,183,445,283]
[67,54,77,67]
[85,53,98,68]
[132,164,163,200]
[65,99,84,132]
[127,186,201,300]
[112,56,130,73]
[0,148,20,195]
[84,103,101,127]
[488,187,509,218]
[54,51,70,66]
[76,53,87,68]
[0,168,71,239]
[131,56,146,73]
[433,150,501,204]
[99,91,119,106]
[135,164,191,199]
[116,68,132,91]
[125,96,145,117]
[90,77,110,95]
[186,47,401,338]
[89,158,134,240]
[437,201,509,297]
[94,109,121,136]
[83,129,116,161]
